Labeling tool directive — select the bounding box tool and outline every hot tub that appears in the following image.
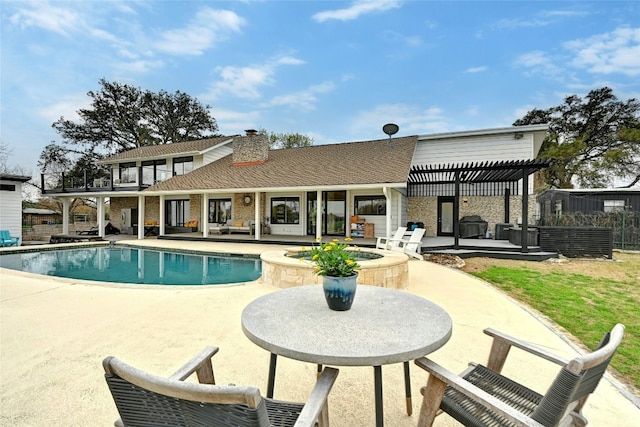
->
[261,247,409,289]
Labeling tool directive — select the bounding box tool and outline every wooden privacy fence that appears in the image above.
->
[537,226,613,259]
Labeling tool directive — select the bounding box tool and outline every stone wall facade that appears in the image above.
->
[232,134,269,165]
[232,193,257,221]
[145,196,160,224]
[189,195,201,229]
[408,195,537,237]
[21,223,97,242]
[110,197,138,230]
[261,249,409,290]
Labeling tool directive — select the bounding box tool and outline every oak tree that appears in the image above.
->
[514,87,640,188]
[40,79,218,174]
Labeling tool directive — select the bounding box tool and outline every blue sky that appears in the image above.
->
[1,0,639,175]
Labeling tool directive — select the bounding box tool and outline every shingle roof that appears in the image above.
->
[100,136,233,163]
[147,136,417,192]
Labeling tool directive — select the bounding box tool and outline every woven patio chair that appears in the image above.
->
[414,324,624,427]
[103,346,339,427]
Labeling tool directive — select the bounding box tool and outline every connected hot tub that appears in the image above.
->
[260,247,409,289]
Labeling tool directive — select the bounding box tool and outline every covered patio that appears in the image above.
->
[408,159,552,257]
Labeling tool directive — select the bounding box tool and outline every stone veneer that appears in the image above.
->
[110,196,202,231]
[260,248,409,289]
[408,195,537,237]
[232,134,269,165]
[189,194,201,230]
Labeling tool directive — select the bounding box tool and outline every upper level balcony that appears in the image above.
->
[41,166,170,195]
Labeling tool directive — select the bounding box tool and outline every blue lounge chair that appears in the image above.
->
[0,230,20,247]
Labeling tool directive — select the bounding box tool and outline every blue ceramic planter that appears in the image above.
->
[322,274,358,311]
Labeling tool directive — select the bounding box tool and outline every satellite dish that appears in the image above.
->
[382,123,399,136]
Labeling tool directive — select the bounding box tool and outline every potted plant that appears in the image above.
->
[307,238,361,311]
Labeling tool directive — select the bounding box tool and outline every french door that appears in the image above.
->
[437,196,454,236]
[306,191,346,236]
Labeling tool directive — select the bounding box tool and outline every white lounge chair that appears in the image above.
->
[391,227,425,259]
[375,226,407,250]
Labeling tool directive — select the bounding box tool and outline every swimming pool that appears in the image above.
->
[0,246,262,285]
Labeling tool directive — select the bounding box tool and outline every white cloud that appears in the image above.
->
[113,59,165,74]
[37,94,90,123]
[205,55,306,100]
[565,27,640,76]
[465,66,487,74]
[514,50,563,78]
[265,81,335,111]
[495,8,588,30]
[276,56,306,66]
[313,0,402,23]
[215,65,273,99]
[154,8,246,56]
[214,109,262,135]
[349,104,449,137]
[9,2,83,36]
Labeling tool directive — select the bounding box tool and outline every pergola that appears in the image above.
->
[408,159,551,252]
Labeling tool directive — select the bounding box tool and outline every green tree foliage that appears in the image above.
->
[41,79,218,174]
[514,87,640,189]
[258,128,314,149]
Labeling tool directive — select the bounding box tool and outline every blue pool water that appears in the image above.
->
[0,246,262,285]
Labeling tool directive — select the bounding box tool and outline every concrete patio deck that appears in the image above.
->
[1,239,637,426]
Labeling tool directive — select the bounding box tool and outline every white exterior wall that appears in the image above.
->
[267,191,306,236]
[350,189,389,238]
[413,133,534,165]
[203,146,232,165]
[413,133,537,195]
[0,179,24,242]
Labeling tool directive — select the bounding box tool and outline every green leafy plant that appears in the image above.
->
[305,238,361,277]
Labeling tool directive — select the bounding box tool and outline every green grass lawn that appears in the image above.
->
[466,253,639,392]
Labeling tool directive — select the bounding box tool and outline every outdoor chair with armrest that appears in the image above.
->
[103,346,339,427]
[375,226,407,250]
[0,230,19,246]
[390,227,425,260]
[414,323,625,427]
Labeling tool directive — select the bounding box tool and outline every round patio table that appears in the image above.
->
[241,284,453,427]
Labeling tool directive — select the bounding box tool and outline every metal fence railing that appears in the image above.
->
[539,211,640,250]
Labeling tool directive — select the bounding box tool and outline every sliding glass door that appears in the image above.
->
[324,191,346,236]
[306,191,346,236]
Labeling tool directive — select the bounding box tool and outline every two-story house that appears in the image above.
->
[42,124,548,246]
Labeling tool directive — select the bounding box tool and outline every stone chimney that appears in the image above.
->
[232,129,269,165]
